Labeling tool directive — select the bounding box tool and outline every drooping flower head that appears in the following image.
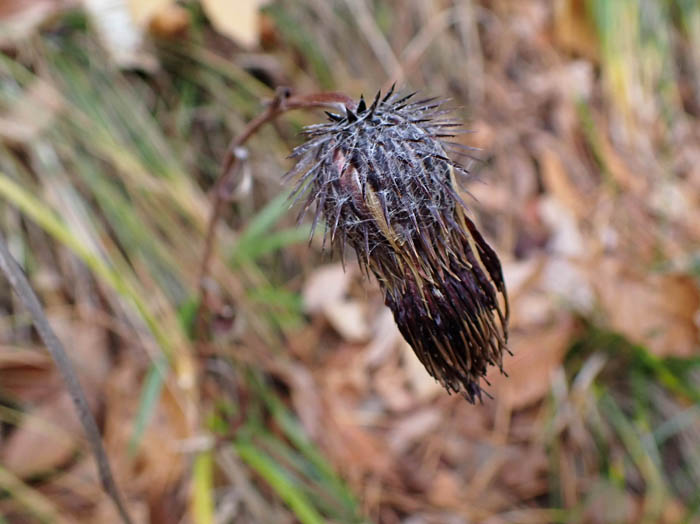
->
[285,87,509,402]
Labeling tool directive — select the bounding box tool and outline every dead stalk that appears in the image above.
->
[0,233,134,524]
[194,87,355,340]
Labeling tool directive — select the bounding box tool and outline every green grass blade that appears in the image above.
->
[250,375,364,519]
[234,441,325,524]
[129,359,167,455]
[599,391,668,522]
[231,225,312,267]
[232,191,294,258]
[0,172,174,357]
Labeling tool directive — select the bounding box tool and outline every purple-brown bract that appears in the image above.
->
[285,87,509,402]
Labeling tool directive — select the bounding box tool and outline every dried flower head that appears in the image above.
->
[285,87,509,402]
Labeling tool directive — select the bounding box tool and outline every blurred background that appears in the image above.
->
[1,0,699,522]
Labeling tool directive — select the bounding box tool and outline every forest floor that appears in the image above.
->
[0,1,699,523]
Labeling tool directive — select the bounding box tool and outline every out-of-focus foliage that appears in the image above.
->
[0,0,699,523]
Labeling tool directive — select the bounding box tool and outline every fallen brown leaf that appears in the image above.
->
[591,258,700,357]
[126,0,171,27]
[374,357,414,412]
[323,300,370,343]
[400,341,442,401]
[388,408,442,455]
[552,0,599,62]
[102,360,187,507]
[488,315,577,410]
[1,390,86,478]
[0,0,71,46]
[323,399,396,485]
[0,317,111,478]
[302,263,352,314]
[427,470,463,508]
[200,0,268,48]
[537,146,589,218]
[0,348,56,401]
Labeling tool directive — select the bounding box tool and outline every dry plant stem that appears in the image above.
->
[195,87,355,339]
[0,233,134,524]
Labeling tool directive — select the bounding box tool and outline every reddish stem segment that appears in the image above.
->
[195,88,355,340]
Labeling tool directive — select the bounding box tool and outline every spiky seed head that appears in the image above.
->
[285,88,509,402]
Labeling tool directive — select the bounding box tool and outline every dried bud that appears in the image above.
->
[285,87,509,402]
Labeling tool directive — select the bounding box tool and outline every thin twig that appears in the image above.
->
[0,233,133,524]
[195,87,355,339]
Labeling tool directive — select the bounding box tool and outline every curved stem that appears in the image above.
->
[195,88,354,340]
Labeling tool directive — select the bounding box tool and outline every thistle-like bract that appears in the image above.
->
[285,87,509,402]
